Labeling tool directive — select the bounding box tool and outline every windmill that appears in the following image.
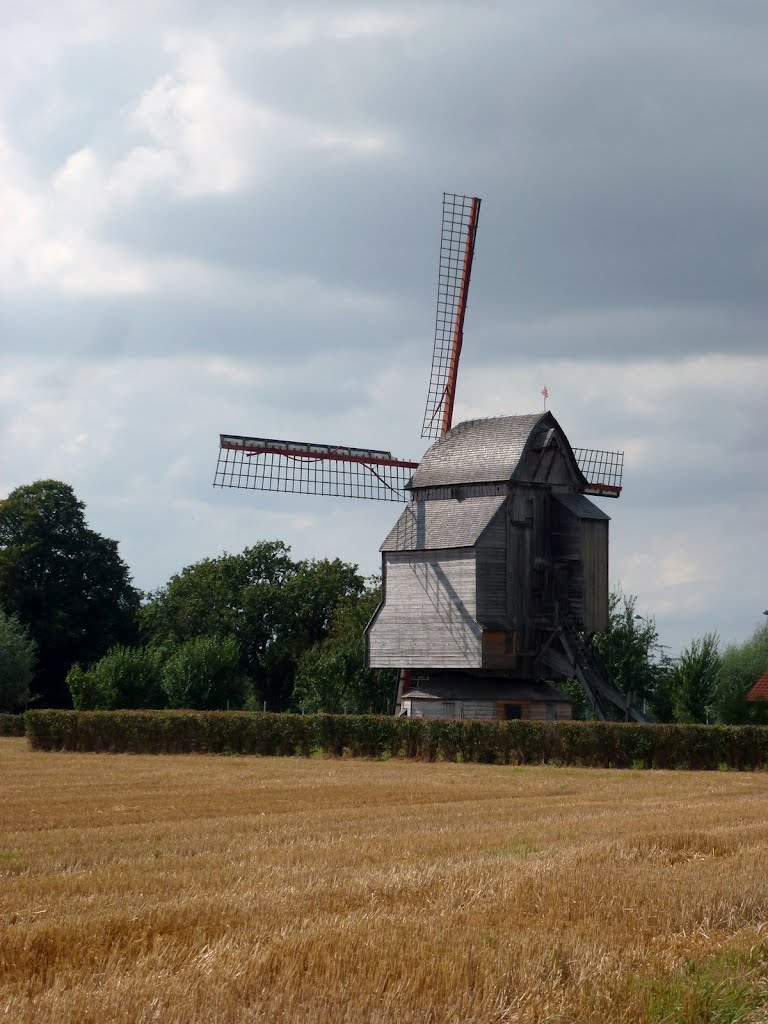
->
[214,194,645,723]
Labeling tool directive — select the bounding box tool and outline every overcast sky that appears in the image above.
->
[2,0,766,656]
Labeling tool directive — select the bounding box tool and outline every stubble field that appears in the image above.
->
[1,737,768,1023]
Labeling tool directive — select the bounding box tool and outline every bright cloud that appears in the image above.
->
[127,37,261,198]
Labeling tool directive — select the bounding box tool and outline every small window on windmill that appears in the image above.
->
[483,629,517,665]
[511,497,534,524]
[530,427,555,451]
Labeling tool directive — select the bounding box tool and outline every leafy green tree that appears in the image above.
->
[140,543,365,710]
[713,621,768,724]
[667,632,720,724]
[161,634,249,710]
[593,590,667,717]
[66,645,166,711]
[294,587,396,715]
[0,609,36,711]
[646,653,677,723]
[0,481,140,707]
[554,679,593,721]
[65,664,115,711]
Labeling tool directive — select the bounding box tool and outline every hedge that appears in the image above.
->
[0,713,25,737]
[20,710,768,770]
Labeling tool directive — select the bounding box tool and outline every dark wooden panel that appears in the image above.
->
[476,547,507,624]
[482,628,517,670]
[581,519,609,632]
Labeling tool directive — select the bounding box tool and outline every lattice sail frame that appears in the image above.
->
[215,435,418,502]
[422,193,482,440]
[573,447,624,497]
[214,436,622,502]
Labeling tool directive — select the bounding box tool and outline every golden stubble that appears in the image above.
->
[1,738,768,1023]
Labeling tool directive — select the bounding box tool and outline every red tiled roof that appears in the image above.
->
[747,670,768,701]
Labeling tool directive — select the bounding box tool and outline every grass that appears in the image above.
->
[1,738,768,1023]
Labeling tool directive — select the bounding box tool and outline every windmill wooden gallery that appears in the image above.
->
[215,195,645,723]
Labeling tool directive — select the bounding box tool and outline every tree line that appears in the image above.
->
[0,479,766,723]
[582,592,768,725]
[0,481,394,716]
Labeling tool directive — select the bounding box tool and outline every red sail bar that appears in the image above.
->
[219,435,418,470]
[440,195,481,437]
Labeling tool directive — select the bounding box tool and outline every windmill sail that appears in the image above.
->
[214,434,418,502]
[422,193,481,440]
[573,447,624,497]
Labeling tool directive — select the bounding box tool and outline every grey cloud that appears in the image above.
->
[74,3,761,361]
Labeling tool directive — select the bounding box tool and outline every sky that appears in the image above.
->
[2,0,766,657]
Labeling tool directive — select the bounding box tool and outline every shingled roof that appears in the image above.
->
[747,670,768,701]
[380,495,505,552]
[553,491,610,521]
[410,411,588,489]
[402,675,572,703]
[411,413,545,488]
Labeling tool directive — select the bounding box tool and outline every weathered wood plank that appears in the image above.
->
[368,550,482,668]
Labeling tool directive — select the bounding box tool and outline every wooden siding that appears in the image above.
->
[368,550,482,669]
[481,629,517,670]
[402,699,460,719]
[475,503,507,626]
[517,427,584,489]
[476,549,507,624]
[581,518,609,632]
[403,699,495,720]
[495,700,572,722]
[506,492,534,646]
[549,496,609,632]
[461,701,496,720]
[411,483,507,502]
[549,496,584,623]
[403,698,571,721]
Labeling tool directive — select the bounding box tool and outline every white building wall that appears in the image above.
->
[368,550,482,669]
[404,698,496,720]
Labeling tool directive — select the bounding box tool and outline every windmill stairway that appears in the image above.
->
[539,614,649,723]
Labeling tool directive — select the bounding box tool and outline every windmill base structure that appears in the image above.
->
[214,193,647,723]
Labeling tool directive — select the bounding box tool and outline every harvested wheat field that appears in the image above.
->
[2,739,768,1024]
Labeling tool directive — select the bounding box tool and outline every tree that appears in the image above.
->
[667,632,720,724]
[161,635,249,710]
[294,587,397,715]
[0,609,36,711]
[0,481,140,707]
[261,556,367,709]
[713,621,768,724]
[66,645,166,711]
[646,653,678,723]
[593,590,667,717]
[140,543,365,710]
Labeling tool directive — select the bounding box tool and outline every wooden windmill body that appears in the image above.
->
[215,195,644,722]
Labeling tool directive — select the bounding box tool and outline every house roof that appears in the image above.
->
[410,411,589,490]
[402,674,572,703]
[411,413,546,488]
[747,669,768,701]
[553,491,610,521]
[380,495,506,552]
